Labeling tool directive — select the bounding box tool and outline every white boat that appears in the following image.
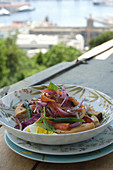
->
[0,7,10,16]
[17,5,35,12]
[93,0,104,5]
[93,0,113,6]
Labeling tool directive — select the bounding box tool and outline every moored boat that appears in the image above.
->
[0,2,34,13]
[0,7,10,16]
[93,0,113,6]
[17,5,35,12]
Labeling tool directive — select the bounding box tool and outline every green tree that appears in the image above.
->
[0,36,35,87]
[0,38,82,89]
[35,43,82,67]
[0,39,10,87]
[36,52,44,65]
[89,31,113,49]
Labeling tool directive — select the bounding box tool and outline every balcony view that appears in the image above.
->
[0,0,113,169]
[0,0,113,88]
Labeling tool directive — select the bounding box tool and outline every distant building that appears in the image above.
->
[0,19,113,57]
[16,33,85,57]
[16,34,58,49]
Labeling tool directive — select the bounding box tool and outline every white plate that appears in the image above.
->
[1,84,113,145]
[6,121,113,155]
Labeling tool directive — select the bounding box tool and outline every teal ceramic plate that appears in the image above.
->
[4,132,113,163]
[6,121,113,155]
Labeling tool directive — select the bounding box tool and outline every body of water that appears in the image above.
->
[0,0,113,27]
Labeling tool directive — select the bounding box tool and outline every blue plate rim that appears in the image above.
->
[4,132,113,163]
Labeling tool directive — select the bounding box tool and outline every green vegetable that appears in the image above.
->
[43,106,46,117]
[49,117,85,123]
[87,112,97,116]
[38,117,44,123]
[25,101,31,119]
[38,107,46,123]
[37,106,56,132]
[48,82,58,91]
[43,119,56,132]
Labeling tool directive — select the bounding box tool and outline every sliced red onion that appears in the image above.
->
[56,107,72,116]
[48,105,55,114]
[32,101,47,113]
[66,108,79,117]
[46,108,58,118]
[70,122,82,128]
[36,106,40,114]
[61,86,66,98]
[37,101,48,107]
[70,97,86,111]
[40,90,56,95]
[22,113,41,129]
[61,94,69,107]
[14,117,22,130]
[37,105,43,113]
[74,111,79,118]
[46,108,54,117]
[53,111,58,118]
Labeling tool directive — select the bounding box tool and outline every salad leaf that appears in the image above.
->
[37,106,56,132]
[48,82,58,91]
[37,117,44,123]
[43,106,46,117]
[43,119,56,132]
[37,116,56,132]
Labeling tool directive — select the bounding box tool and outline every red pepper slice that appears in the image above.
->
[83,116,92,123]
[47,120,70,130]
[41,93,55,103]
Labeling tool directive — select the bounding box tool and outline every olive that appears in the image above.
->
[97,112,103,122]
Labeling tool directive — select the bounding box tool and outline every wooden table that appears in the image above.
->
[1,44,113,170]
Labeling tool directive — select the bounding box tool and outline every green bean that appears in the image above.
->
[25,101,31,119]
[49,117,85,123]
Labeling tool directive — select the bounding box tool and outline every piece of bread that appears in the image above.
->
[14,103,27,122]
[56,122,95,134]
[91,115,100,127]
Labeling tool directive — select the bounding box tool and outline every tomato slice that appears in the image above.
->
[53,123,70,130]
[47,120,70,130]
[83,116,92,123]
[68,97,79,106]
[41,94,55,102]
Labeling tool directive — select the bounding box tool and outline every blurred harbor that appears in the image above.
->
[1,0,113,27]
[0,0,113,57]
[0,16,113,57]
